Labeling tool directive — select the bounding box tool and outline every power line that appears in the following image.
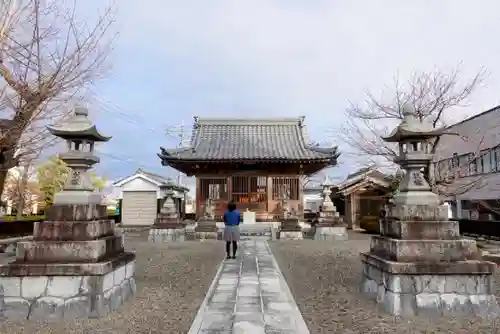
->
[87,92,185,137]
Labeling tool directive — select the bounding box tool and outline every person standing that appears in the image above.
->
[223,201,241,259]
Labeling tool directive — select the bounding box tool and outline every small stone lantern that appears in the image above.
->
[279,185,303,240]
[313,175,347,241]
[47,106,111,205]
[149,187,185,242]
[194,189,218,240]
[360,104,499,317]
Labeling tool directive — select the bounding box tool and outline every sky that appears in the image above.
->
[78,0,500,190]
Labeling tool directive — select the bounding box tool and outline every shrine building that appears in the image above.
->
[158,117,340,221]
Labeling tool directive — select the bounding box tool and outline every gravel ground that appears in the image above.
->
[270,231,500,334]
[0,233,225,334]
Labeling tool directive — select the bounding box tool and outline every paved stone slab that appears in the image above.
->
[188,239,309,333]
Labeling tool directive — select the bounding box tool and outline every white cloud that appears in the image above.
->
[92,1,500,175]
[120,1,500,117]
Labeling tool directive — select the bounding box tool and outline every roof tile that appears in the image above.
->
[160,117,338,161]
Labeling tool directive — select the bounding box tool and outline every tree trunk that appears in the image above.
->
[15,165,30,219]
[0,145,21,199]
[0,170,7,203]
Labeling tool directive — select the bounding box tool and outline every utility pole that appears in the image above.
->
[176,120,185,186]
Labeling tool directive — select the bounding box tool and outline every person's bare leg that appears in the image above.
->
[232,241,237,258]
[226,241,231,259]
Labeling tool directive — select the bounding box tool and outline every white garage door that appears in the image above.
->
[122,191,157,226]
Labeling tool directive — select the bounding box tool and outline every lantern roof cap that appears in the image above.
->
[320,174,334,187]
[46,106,111,142]
[382,104,444,142]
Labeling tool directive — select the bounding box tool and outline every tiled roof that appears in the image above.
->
[433,105,500,161]
[136,168,171,185]
[113,168,189,192]
[159,117,339,162]
[439,173,500,201]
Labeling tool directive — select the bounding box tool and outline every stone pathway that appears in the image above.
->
[188,239,310,333]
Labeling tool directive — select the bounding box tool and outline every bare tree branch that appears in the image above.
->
[0,0,116,197]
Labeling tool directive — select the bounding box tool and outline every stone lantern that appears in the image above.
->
[360,104,498,317]
[47,106,110,205]
[313,175,347,241]
[194,190,218,240]
[279,184,303,240]
[0,107,136,320]
[149,187,185,242]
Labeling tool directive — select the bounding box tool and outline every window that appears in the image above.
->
[199,178,228,201]
[477,156,484,173]
[469,153,477,175]
[458,155,469,176]
[495,147,500,171]
[272,177,300,200]
[483,150,492,173]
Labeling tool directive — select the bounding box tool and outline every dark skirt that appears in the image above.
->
[223,225,240,242]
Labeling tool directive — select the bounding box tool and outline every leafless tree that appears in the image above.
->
[338,65,489,196]
[0,0,116,198]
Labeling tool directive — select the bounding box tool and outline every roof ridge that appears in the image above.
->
[138,169,171,182]
[194,117,305,125]
[445,104,500,130]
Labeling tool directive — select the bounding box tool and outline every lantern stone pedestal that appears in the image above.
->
[314,175,348,241]
[0,204,136,320]
[361,105,499,317]
[361,204,498,317]
[279,218,303,240]
[148,190,185,242]
[149,220,185,242]
[193,202,219,240]
[194,219,219,240]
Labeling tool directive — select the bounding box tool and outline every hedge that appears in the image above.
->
[0,215,45,222]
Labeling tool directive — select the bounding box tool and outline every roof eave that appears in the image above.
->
[382,129,444,142]
[47,125,111,142]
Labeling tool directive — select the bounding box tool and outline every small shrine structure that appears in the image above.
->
[313,175,348,240]
[361,104,498,317]
[0,106,135,320]
[158,117,340,221]
[149,188,185,242]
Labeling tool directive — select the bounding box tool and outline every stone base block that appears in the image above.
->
[53,191,103,206]
[194,231,218,240]
[17,235,125,263]
[195,220,218,233]
[148,228,185,242]
[45,204,108,221]
[361,253,499,317]
[314,226,348,241]
[33,220,115,241]
[370,236,480,262]
[387,204,448,221]
[279,231,303,240]
[0,258,136,320]
[380,219,460,240]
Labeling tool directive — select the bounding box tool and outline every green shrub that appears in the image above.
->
[1,215,46,222]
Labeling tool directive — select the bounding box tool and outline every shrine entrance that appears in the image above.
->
[231,176,267,212]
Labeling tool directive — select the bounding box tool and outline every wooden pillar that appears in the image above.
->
[227,176,232,203]
[351,192,359,230]
[298,176,304,217]
[195,178,201,220]
[267,176,273,219]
